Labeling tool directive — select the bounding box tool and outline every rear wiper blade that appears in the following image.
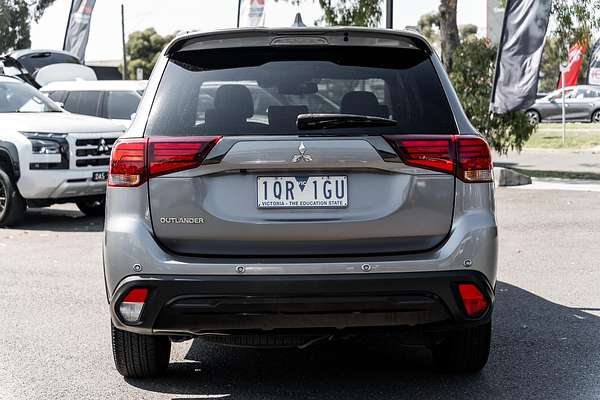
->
[297,113,397,130]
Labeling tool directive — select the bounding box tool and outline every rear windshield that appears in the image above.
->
[145,47,457,136]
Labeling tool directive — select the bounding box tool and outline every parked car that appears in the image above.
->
[104,27,497,378]
[41,80,147,128]
[526,85,600,124]
[0,75,124,225]
[1,49,84,88]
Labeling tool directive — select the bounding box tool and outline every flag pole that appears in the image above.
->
[562,70,566,145]
[121,4,128,80]
[63,0,76,50]
[237,0,242,27]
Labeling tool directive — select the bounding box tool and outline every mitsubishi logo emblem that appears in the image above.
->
[97,139,110,155]
[291,141,313,163]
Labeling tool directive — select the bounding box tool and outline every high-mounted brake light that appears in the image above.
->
[108,136,221,187]
[384,135,493,183]
[119,288,148,322]
[457,283,489,318]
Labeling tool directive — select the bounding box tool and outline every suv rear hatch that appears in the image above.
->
[112,40,491,257]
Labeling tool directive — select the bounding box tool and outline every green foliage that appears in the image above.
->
[417,12,440,47]
[0,0,31,52]
[32,0,55,21]
[551,0,600,56]
[459,24,477,41]
[317,0,382,27]
[126,28,174,80]
[450,38,535,153]
[539,36,561,92]
[0,0,56,53]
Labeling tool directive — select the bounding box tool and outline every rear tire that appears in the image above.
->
[431,321,491,373]
[592,110,600,124]
[76,198,105,217]
[0,168,26,227]
[111,323,171,378]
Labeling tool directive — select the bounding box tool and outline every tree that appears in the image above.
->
[317,0,382,27]
[539,36,561,92]
[417,11,440,48]
[0,0,57,53]
[450,38,535,153]
[0,0,31,52]
[438,0,459,71]
[459,24,478,41]
[125,28,174,80]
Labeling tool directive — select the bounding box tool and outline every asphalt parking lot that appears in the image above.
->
[1,188,599,399]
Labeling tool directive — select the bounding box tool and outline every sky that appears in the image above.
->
[31,0,488,62]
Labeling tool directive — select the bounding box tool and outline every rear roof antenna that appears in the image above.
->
[292,12,306,27]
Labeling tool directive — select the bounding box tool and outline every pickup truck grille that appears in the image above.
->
[72,137,118,169]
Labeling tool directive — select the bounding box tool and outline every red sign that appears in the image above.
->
[557,43,587,88]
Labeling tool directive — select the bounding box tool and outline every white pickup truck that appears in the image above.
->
[0,75,124,226]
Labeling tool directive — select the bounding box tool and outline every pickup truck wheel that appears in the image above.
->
[111,323,171,378]
[431,321,491,373]
[76,198,105,217]
[0,168,26,227]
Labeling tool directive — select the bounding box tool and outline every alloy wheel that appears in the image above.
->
[593,111,600,124]
[0,179,6,217]
[527,111,540,125]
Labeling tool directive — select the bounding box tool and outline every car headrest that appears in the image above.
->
[268,105,309,131]
[213,84,254,120]
[340,91,389,118]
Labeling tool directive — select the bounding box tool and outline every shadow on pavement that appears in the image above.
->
[126,282,600,400]
[6,207,104,232]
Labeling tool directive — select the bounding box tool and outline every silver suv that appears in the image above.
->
[104,27,497,378]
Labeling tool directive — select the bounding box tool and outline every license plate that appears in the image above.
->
[257,176,348,208]
[92,172,108,182]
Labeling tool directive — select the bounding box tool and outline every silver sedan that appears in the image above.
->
[526,85,600,124]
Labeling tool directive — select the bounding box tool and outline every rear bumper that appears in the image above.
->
[110,270,494,336]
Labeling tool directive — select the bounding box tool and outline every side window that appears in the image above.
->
[583,89,600,99]
[45,90,66,103]
[106,91,141,120]
[63,91,102,116]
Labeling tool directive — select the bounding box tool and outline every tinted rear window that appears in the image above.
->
[145,47,457,136]
[18,53,80,75]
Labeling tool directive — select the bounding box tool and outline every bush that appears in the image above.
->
[449,38,536,154]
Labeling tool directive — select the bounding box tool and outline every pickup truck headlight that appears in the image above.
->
[21,132,69,169]
[29,138,61,154]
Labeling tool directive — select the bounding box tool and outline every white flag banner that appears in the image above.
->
[588,38,600,85]
[239,0,266,27]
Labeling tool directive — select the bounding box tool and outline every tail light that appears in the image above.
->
[108,136,221,187]
[119,288,148,322]
[457,283,489,318]
[384,135,493,183]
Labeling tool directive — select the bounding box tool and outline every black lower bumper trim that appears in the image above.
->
[110,271,494,335]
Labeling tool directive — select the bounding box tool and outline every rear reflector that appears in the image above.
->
[119,288,148,322]
[457,283,489,318]
[384,135,493,183]
[108,136,221,187]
